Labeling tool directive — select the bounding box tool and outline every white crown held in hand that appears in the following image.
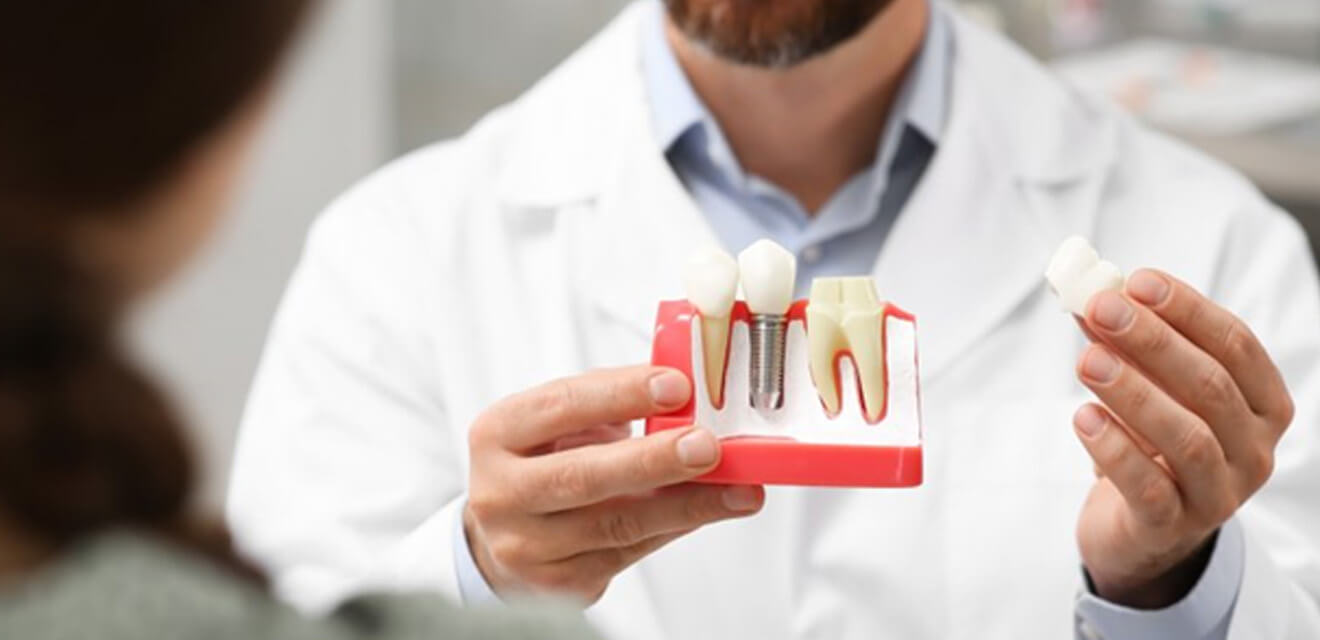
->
[1045,235,1124,316]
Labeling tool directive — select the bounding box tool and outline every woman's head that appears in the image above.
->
[0,1,309,559]
[0,2,310,296]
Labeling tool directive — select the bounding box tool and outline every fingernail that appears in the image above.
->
[1091,292,1134,332]
[722,485,762,512]
[1128,270,1170,306]
[649,370,691,408]
[1074,405,1107,437]
[676,429,718,467]
[1081,346,1121,383]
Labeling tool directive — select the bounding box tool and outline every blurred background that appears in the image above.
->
[136,0,1320,506]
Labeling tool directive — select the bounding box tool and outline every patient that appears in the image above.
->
[0,3,593,638]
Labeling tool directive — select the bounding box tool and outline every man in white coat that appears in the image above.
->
[228,0,1320,638]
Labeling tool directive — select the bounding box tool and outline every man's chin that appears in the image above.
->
[664,0,893,68]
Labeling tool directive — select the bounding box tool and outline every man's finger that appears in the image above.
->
[1126,269,1291,423]
[488,366,691,452]
[1073,403,1182,528]
[535,483,764,559]
[516,427,721,513]
[533,529,696,603]
[1083,289,1257,463]
[550,423,632,453]
[1077,343,1233,516]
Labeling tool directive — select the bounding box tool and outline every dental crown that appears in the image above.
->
[1045,235,1124,316]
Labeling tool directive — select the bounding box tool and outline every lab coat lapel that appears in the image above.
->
[875,13,1118,382]
[586,121,719,340]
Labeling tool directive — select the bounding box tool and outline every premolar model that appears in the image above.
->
[682,247,739,408]
[1045,235,1124,316]
[806,277,887,423]
[737,239,797,412]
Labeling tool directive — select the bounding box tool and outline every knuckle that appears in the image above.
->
[468,414,495,451]
[1219,321,1254,365]
[581,581,609,605]
[1138,323,1173,355]
[533,379,580,424]
[1126,380,1154,413]
[548,461,596,504]
[1193,367,1236,412]
[1205,491,1239,526]
[1174,428,1221,469]
[682,490,725,524]
[598,511,647,547]
[1276,393,1296,428]
[1244,447,1275,489]
[487,535,533,569]
[527,563,578,594]
[466,492,502,522]
[638,436,680,480]
[1135,477,1179,526]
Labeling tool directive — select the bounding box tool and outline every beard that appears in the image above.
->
[664,0,896,68]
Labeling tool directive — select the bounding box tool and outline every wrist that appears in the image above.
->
[1087,529,1219,609]
[461,504,510,596]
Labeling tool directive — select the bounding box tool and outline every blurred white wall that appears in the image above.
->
[394,0,629,148]
[130,0,392,507]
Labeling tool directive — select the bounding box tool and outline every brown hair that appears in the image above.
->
[0,2,311,577]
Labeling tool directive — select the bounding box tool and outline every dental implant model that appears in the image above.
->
[682,247,739,408]
[646,237,924,488]
[737,239,797,412]
[1044,235,1124,316]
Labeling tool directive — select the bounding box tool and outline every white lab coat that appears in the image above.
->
[227,4,1320,639]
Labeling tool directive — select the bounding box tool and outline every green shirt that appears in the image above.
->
[0,532,597,640]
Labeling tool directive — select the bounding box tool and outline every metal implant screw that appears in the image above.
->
[748,314,788,411]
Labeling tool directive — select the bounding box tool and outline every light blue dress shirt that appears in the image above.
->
[455,4,1244,639]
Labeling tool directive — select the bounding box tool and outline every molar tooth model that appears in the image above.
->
[806,277,887,423]
[648,238,923,488]
[1045,235,1124,316]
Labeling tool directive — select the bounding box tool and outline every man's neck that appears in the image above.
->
[666,0,929,214]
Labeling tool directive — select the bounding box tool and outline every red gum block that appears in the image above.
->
[646,299,923,488]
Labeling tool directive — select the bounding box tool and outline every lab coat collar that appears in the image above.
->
[494,2,1119,382]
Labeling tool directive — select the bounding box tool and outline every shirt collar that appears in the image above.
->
[642,0,949,155]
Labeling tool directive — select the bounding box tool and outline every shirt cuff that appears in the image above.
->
[452,497,503,606]
[1075,517,1245,640]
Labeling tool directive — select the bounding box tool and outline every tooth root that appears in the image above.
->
[806,279,847,417]
[842,310,886,422]
[699,316,731,408]
[807,277,887,422]
[682,247,739,407]
[807,309,845,416]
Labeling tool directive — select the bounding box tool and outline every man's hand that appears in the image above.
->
[1072,269,1295,608]
[464,365,765,604]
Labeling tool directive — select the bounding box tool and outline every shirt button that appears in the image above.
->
[802,245,824,264]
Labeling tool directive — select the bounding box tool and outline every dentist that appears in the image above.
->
[228,0,1320,638]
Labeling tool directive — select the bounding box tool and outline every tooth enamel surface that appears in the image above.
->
[683,247,739,407]
[807,277,887,422]
[737,239,796,315]
[1045,235,1124,316]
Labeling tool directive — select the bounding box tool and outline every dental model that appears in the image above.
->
[806,277,887,423]
[1045,235,1124,316]
[738,239,797,412]
[648,240,925,488]
[682,247,739,407]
